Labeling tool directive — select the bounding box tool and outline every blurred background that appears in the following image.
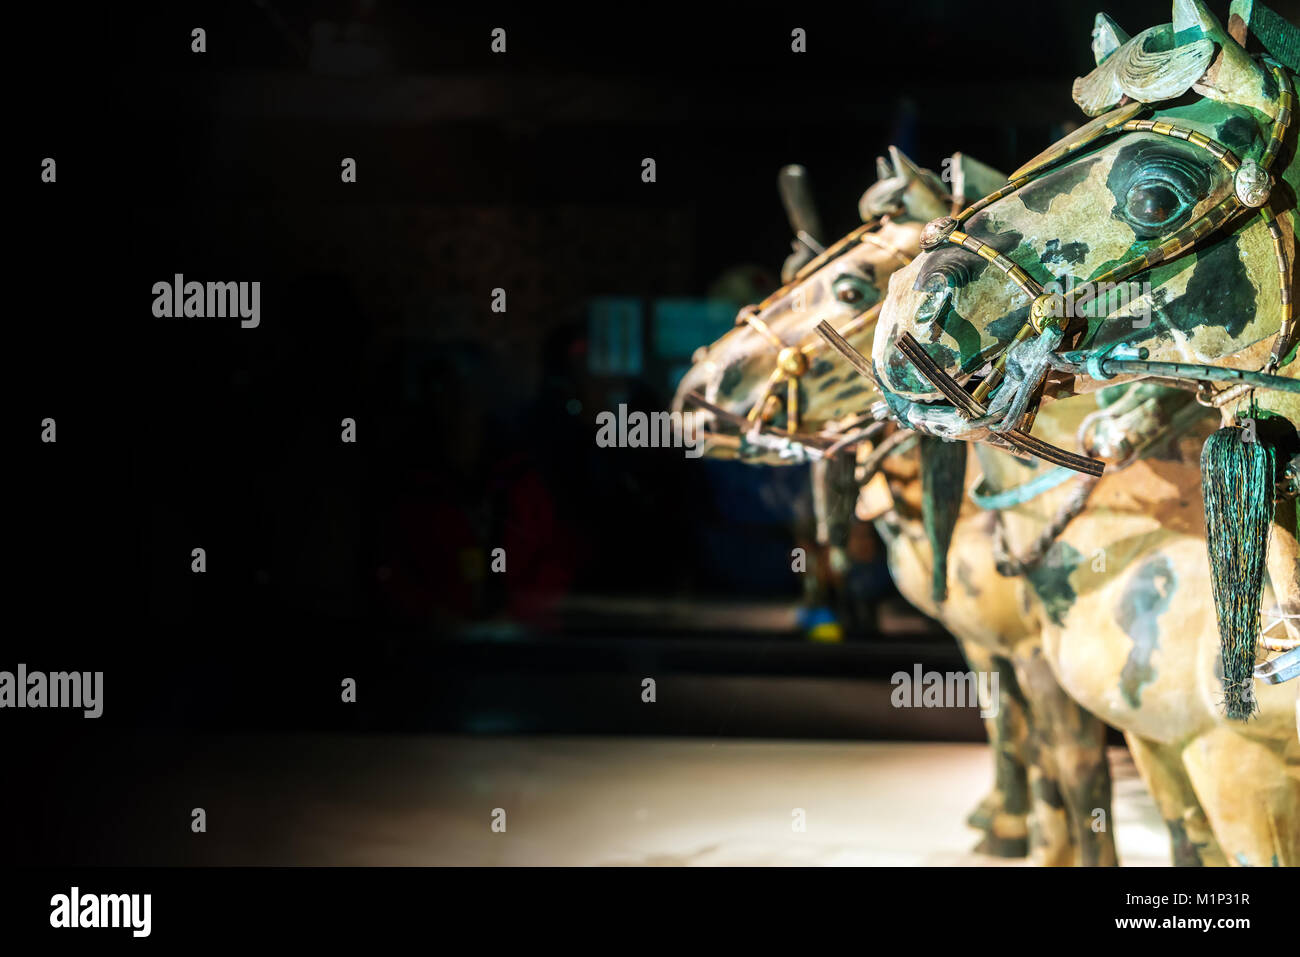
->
[10,0,1263,864]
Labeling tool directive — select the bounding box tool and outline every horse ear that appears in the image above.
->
[1092,13,1129,65]
[1172,0,1221,36]
[860,156,896,219]
[1073,20,1213,116]
[948,153,1007,209]
[777,164,824,281]
[1173,0,1281,120]
[888,146,952,222]
[860,147,951,222]
[777,164,824,245]
[860,152,910,220]
[889,145,927,182]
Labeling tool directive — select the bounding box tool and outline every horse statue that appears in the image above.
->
[673,152,1121,864]
[863,0,1300,865]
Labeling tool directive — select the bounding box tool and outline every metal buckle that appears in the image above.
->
[1256,647,1300,684]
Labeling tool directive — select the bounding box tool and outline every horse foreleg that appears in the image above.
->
[960,643,1031,858]
[1015,648,1118,866]
[1181,728,1300,867]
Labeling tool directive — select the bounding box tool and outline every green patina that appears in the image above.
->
[887,342,954,393]
[938,308,986,368]
[718,361,744,398]
[920,435,967,603]
[1007,240,1059,286]
[1115,553,1176,708]
[1025,541,1083,626]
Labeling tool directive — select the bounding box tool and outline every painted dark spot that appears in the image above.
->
[1040,238,1089,267]
[955,558,980,598]
[987,304,1031,345]
[1019,157,1100,214]
[965,219,1024,254]
[718,361,744,398]
[816,374,844,392]
[1158,235,1256,338]
[1025,542,1082,626]
[833,383,869,402]
[809,358,835,377]
[1165,819,1210,867]
[1033,772,1066,810]
[1215,115,1256,154]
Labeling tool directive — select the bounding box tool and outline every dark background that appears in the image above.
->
[9,0,1293,862]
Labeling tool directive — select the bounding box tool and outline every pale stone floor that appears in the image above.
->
[194,736,1170,866]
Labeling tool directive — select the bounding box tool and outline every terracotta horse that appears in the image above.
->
[869,0,1300,864]
[674,152,1118,864]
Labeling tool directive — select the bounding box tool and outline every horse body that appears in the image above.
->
[980,393,1298,864]
[868,0,1300,864]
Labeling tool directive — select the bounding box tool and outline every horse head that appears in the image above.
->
[673,149,1001,463]
[872,0,1298,452]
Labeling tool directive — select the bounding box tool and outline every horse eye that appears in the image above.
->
[832,276,871,305]
[1122,181,1188,237]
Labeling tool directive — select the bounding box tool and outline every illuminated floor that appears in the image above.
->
[170,736,1169,866]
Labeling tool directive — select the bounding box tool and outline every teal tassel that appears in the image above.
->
[921,436,968,604]
[1200,427,1275,721]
